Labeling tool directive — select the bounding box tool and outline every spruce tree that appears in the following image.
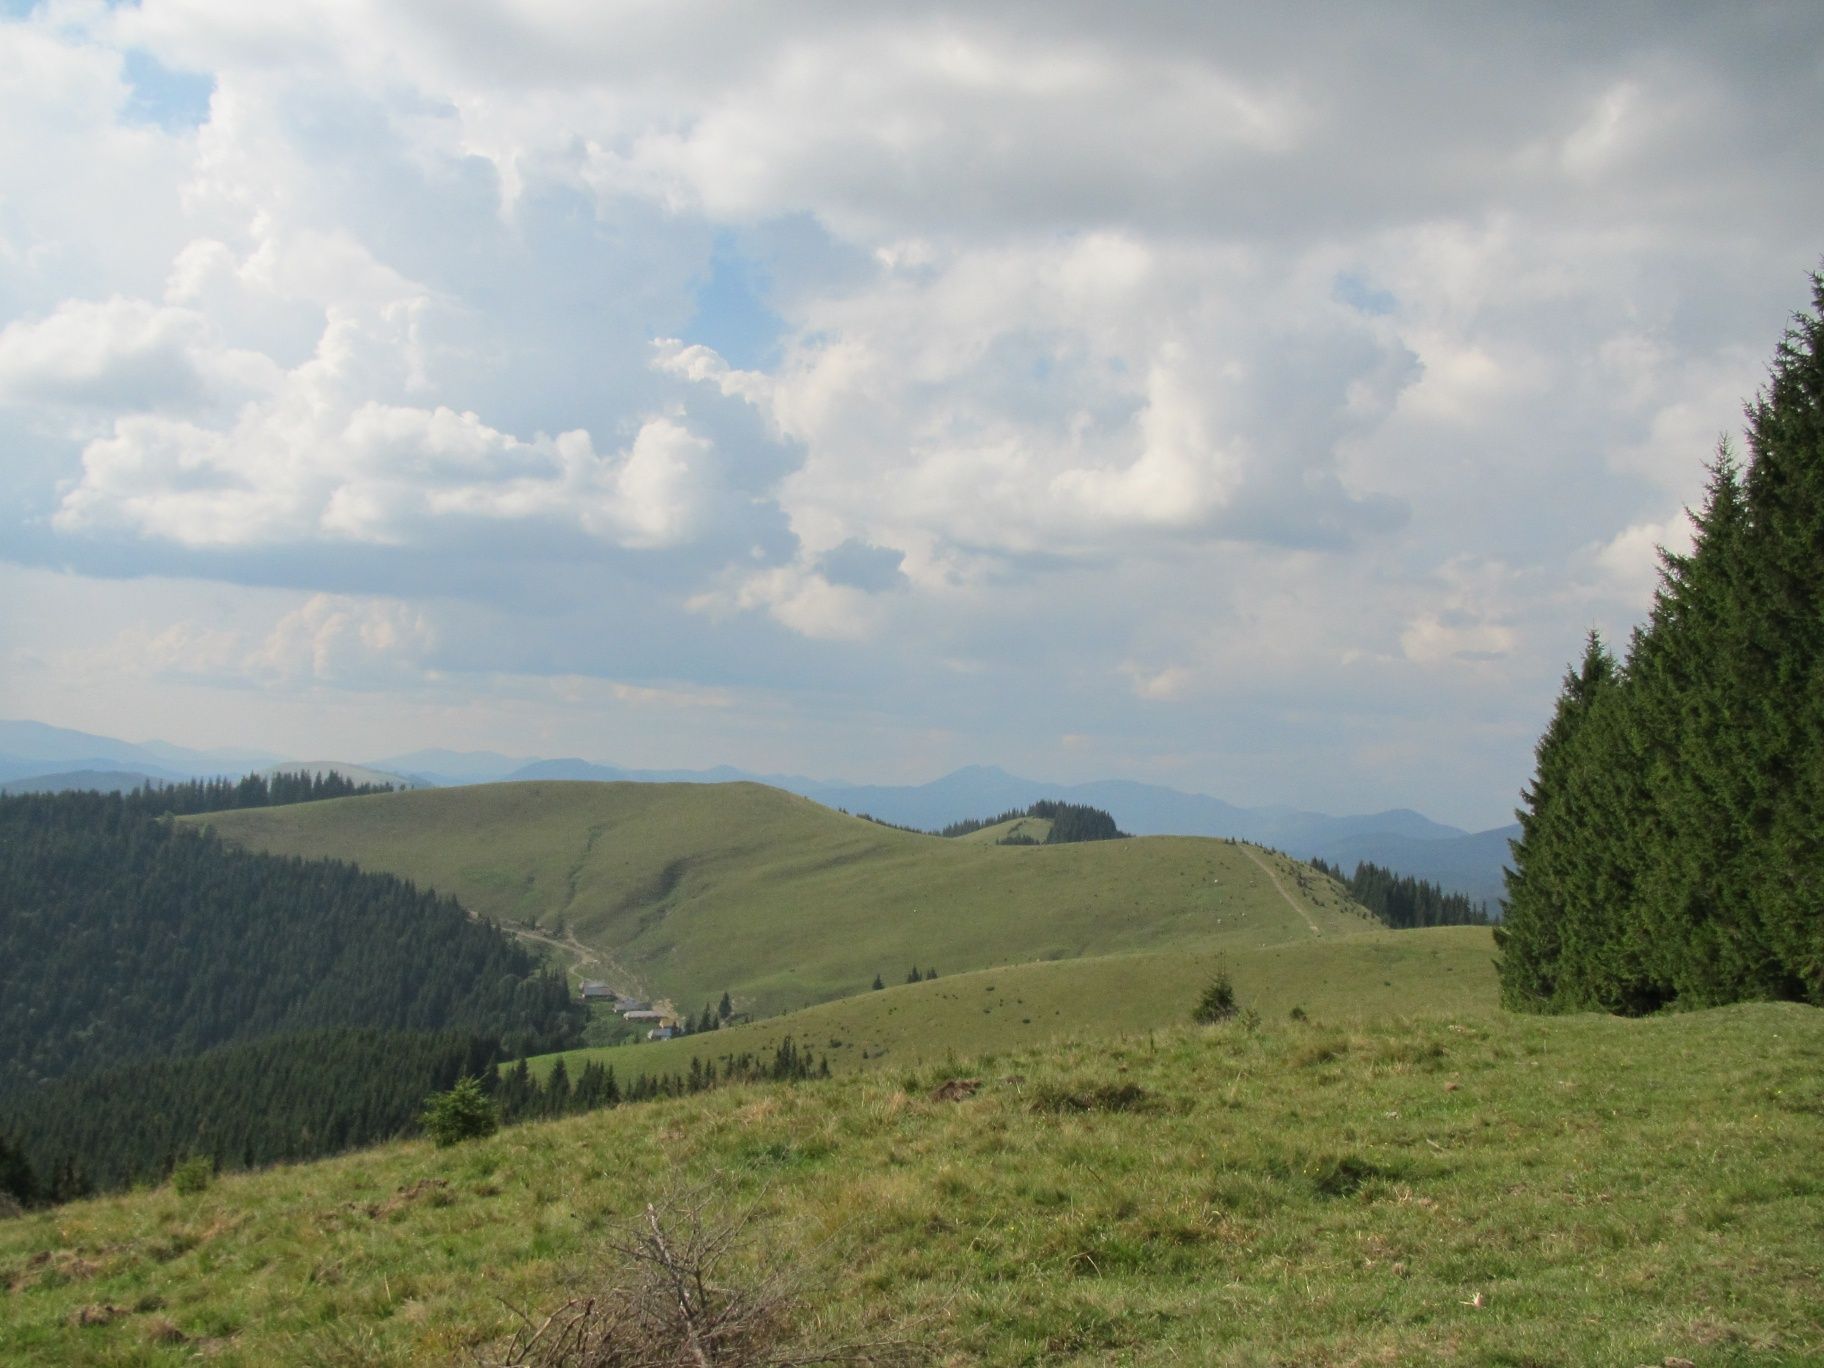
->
[1497,630,1617,1009]
[1499,273,1824,1013]
[543,1058,572,1117]
[1738,278,1824,1002]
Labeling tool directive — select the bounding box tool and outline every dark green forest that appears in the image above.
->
[1,1029,501,1199]
[0,1033,828,1205]
[1498,275,1824,1013]
[1307,857,1491,928]
[0,791,583,1096]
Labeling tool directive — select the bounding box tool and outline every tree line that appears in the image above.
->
[114,768,396,816]
[492,1036,829,1125]
[1307,857,1491,928]
[1498,275,1824,1014]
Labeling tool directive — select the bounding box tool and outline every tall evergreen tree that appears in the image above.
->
[1497,631,1617,1010]
[1499,273,1824,1012]
[1738,279,1824,1001]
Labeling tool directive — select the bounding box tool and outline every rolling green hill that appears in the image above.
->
[194,782,1377,1019]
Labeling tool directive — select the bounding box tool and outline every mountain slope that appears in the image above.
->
[195,781,1377,1018]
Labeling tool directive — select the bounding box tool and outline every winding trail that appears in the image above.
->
[509,923,603,972]
[1238,845,1323,937]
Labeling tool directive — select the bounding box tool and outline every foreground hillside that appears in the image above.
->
[196,782,1373,1016]
[4,1004,1818,1365]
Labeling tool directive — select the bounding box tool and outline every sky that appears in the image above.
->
[1,1,1820,830]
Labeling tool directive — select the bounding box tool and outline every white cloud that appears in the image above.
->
[51,297,719,552]
[248,594,435,686]
[1589,512,1696,607]
[689,564,881,642]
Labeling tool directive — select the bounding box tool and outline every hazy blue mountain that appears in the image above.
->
[0,720,275,779]
[369,749,537,785]
[1308,825,1517,910]
[502,757,816,787]
[133,738,283,771]
[0,754,185,784]
[772,766,1502,903]
[503,757,630,782]
[786,766,1465,848]
[0,769,170,796]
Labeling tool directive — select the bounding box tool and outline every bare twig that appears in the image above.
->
[473,1182,920,1367]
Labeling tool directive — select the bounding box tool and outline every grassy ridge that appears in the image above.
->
[528,924,1498,1085]
[3,1002,1819,1365]
[195,783,1374,1017]
[953,815,1053,844]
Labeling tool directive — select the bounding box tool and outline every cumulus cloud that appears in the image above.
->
[248,594,436,685]
[48,590,436,691]
[51,299,720,553]
[0,296,276,415]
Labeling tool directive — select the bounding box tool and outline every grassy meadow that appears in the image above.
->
[526,924,1499,1087]
[4,1002,1819,1365]
[192,782,1374,1017]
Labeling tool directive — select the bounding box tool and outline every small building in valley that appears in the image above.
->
[647,1026,677,1041]
[623,1009,666,1023]
[579,981,612,1000]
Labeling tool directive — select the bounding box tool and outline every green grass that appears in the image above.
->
[528,924,1499,1087]
[5,1002,1820,1365]
[192,783,1375,1018]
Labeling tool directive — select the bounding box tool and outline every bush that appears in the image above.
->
[1193,968,1239,1024]
[420,1075,498,1147]
[170,1155,213,1195]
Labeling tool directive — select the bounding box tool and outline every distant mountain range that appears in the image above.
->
[1,719,1513,909]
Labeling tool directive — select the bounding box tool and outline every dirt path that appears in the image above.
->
[1239,846,1323,937]
[501,922,657,1002]
[509,923,603,971]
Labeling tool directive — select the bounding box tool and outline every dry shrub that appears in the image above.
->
[477,1188,915,1368]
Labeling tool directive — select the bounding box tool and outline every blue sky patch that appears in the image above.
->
[687,233,786,370]
[1333,272,1398,317]
[122,49,214,130]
